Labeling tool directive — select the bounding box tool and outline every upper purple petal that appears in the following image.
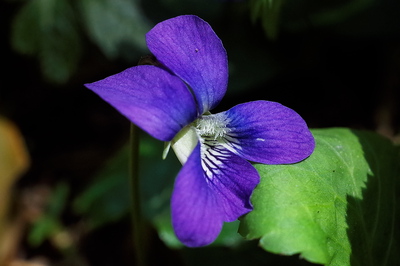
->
[220,100,315,164]
[85,65,197,141]
[171,142,259,247]
[146,15,228,115]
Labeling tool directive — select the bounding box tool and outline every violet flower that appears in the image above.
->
[85,15,315,247]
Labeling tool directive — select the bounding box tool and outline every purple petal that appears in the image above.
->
[220,100,315,164]
[171,142,259,247]
[171,143,222,247]
[202,144,260,221]
[146,15,228,114]
[85,65,197,141]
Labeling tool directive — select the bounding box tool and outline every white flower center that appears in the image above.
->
[170,113,232,165]
[195,114,231,140]
[170,112,242,169]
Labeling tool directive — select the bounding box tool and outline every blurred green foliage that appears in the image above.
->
[259,0,375,37]
[79,0,151,60]
[10,0,400,83]
[250,0,284,39]
[72,135,179,230]
[11,0,81,83]
[28,182,69,247]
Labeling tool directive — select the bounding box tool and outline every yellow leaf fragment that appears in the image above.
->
[0,117,30,265]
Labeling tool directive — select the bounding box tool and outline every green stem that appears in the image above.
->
[129,123,146,266]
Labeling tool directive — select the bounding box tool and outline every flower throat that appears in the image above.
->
[195,114,231,140]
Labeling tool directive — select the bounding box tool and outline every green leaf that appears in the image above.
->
[279,0,375,33]
[28,182,69,247]
[11,0,81,83]
[72,135,179,230]
[72,144,131,229]
[28,216,61,247]
[249,0,285,40]
[239,128,399,265]
[79,0,151,60]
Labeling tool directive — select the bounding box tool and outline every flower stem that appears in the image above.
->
[129,123,146,266]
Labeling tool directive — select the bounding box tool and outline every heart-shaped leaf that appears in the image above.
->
[240,128,399,265]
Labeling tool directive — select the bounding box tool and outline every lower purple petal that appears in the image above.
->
[202,144,260,222]
[171,142,260,247]
[221,100,315,164]
[172,142,223,247]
